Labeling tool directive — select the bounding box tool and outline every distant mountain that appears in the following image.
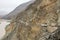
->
[0,15,3,19]
[0,11,8,18]
[2,0,35,19]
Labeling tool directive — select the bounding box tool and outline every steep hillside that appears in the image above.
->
[2,0,35,19]
[2,0,60,40]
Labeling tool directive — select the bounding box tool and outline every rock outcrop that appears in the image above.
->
[2,0,60,40]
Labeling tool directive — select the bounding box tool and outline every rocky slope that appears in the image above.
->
[2,0,60,40]
[2,0,35,19]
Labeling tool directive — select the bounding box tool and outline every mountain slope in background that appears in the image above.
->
[2,0,35,19]
[0,11,8,18]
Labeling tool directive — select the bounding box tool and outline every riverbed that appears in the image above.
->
[0,19,10,39]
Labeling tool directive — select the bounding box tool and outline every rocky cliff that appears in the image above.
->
[2,0,60,40]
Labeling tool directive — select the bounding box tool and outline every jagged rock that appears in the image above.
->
[2,0,60,40]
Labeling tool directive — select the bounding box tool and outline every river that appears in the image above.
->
[0,19,10,39]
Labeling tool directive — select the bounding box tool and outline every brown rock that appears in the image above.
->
[2,0,59,40]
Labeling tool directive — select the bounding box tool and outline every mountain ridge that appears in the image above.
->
[2,0,35,19]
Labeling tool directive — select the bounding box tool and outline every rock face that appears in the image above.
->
[2,0,60,40]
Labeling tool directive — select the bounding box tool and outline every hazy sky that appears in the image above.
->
[0,0,30,15]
